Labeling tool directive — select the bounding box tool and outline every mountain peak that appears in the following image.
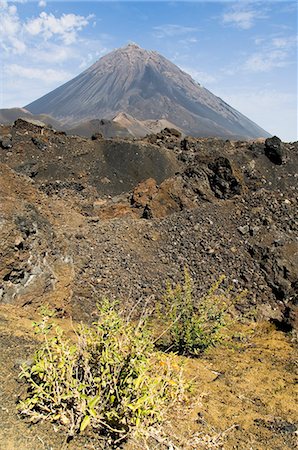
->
[25,44,270,139]
[111,42,154,62]
[125,42,142,49]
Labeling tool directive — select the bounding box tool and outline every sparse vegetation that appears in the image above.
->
[18,274,244,444]
[18,299,184,444]
[158,269,241,356]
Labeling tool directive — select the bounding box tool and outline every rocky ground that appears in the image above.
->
[0,118,297,448]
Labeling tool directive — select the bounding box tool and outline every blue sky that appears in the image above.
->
[0,1,297,140]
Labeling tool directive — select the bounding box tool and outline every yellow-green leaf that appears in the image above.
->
[89,408,97,417]
[88,395,101,409]
[80,415,91,432]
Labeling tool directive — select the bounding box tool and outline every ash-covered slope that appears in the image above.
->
[25,44,269,139]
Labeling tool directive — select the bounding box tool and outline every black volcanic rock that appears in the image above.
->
[208,157,242,199]
[265,136,283,164]
[25,44,270,140]
[0,135,13,149]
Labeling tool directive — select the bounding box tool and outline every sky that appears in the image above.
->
[0,1,297,141]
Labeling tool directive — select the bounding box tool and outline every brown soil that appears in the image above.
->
[0,306,297,449]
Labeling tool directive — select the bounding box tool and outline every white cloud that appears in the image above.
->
[272,37,289,48]
[31,43,74,64]
[0,2,108,109]
[0,1,25,54]
[153,24,197,38]
[254,37,265,45]
[222,34,297,74]
[6,64,71,83]
[178,37,198,45]
[223,11,256,30]
[0,3,94,53]
[25,12,94,44]
[244,50,288,72]
[38,0,46,8]
[244,35,297,72]
[222,4,268,30]
[8,4,17,14]
[272,35,297,49]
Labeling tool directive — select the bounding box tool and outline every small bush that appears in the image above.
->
[18,300,183,443]
[158,270,238,356]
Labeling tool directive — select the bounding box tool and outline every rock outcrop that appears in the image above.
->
[0,162,75,311]
[0,120,297,329]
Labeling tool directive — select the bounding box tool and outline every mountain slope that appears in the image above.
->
[25,43,270,139]
[0,107,62,129]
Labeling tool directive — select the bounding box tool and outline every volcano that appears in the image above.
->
[25,43,269,139]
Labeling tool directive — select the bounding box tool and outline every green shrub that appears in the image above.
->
[18,299,183,443]
[158,270,237,356]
